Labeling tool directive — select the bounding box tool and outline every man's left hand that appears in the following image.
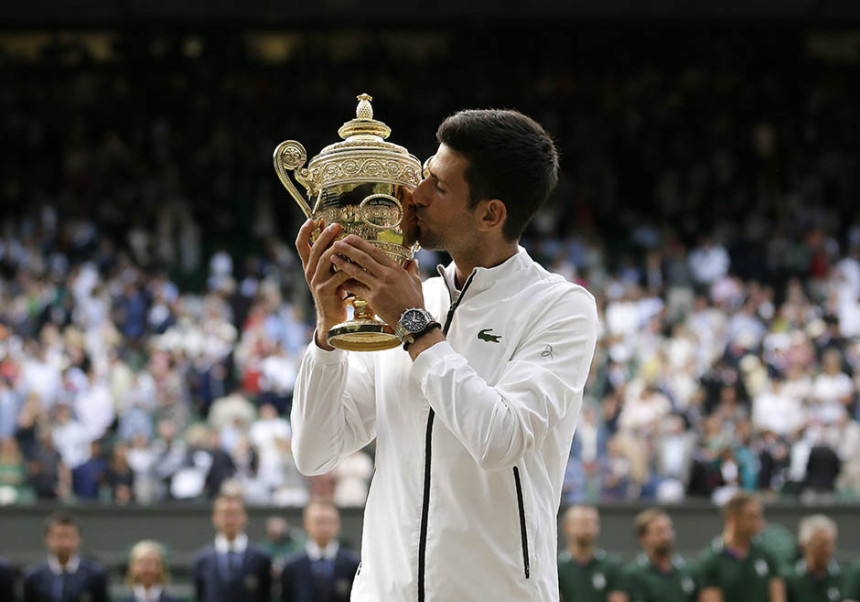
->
[330,235,425,327]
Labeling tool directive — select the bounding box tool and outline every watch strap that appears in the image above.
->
[402,321,441,351]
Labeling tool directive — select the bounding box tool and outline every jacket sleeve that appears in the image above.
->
[412,286,598,471]
[280,561,294,602]
[90,566,109,602]
[290,341,377,475]
[257,552,272,602]
[192,554,205,602]
[22,572,35,602]
[0,563,14,602]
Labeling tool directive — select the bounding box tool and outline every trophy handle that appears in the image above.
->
[273,140,314,219]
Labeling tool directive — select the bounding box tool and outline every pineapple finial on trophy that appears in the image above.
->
[356,93,374,120]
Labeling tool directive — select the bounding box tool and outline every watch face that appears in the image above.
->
[402,309,430,333]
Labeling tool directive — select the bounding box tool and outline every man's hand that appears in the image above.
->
[295,219,353,350]
[329,234,425,328]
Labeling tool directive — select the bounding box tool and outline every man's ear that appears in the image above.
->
[477,198,507,232]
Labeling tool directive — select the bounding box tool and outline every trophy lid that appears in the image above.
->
[337,93,392,140]
[307,94,420,191]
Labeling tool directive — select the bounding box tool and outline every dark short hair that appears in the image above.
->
[44,511,80,535]
[436,109,559,242]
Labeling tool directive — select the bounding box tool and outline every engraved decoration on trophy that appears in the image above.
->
[274,93,422,351]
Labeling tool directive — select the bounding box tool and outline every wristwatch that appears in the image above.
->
[395,308,440,350]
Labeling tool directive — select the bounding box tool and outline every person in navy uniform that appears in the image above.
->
[192,490,272,602]
[281,501,360,602]
[23,512,108,602]
[117,540,180,602]
[0,557,16,602]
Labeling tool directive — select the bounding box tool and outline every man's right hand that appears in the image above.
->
[295,219,351,350]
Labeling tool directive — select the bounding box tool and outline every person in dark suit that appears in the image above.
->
[117,540,180,602]
[23,512,108,602]
[192,490,271,602]
[0,557,16,602]
[281,501,360,602]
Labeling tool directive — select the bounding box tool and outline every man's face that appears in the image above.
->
[304,504,340,549]
[564,507,600,548]
[212,498,247,540]
[46,523,81,561]
[641,515,675,557]
[409,144,482,254]
[732,500,765,539]
[805,528,836,568]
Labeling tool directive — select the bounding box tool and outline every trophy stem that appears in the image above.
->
[326,297,400,351]
[353,299,373,322]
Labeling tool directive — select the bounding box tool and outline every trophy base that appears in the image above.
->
[327,320,401,352]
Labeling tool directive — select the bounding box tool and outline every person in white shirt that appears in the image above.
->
[811,349,854,424]
[248,403,292,492]
[73,370,115,442]
[291,109,598,600]
[688,235,731,285]
[51,404,91,470]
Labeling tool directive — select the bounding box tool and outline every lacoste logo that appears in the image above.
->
[478,328,501,343]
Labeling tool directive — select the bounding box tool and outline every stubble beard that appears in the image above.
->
[416,226,444,252]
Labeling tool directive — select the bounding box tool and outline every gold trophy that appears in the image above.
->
[273,93,422,351]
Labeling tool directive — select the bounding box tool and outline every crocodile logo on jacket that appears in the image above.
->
[477,328,502,343]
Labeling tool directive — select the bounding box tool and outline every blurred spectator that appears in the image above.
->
[688,236,731,287]
[192,491,271,602]
[623,509,697,601]
[280,502,359,602]
[258,516,304,578]
[23,512,108,602]
[26,431,68,501]
[333,451,373,507]
[782,515,841,602]
[811,349,854,424]
[248,403,306,505]
[71,440,108,501]
[557,505,626,602]
[119,540,180,602]
[51,405,90,471]
[0,437,28,505]
[696,492,785,602]
[106,441,135,505]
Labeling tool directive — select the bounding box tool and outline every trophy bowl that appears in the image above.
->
[273,93,422,351]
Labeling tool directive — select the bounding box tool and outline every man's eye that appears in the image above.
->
[435,184,445,193]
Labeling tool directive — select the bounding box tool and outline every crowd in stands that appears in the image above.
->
[1,27,859,508]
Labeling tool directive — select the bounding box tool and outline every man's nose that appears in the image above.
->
[412,178,431,206]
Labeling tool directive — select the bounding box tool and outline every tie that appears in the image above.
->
[53,570,67,602]
[312,557,334,602]
[228,550,240,574]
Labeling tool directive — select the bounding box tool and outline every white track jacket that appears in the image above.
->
[292,247,599,601]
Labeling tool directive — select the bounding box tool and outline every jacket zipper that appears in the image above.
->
[417,269,476,602]
[513,466,531,579]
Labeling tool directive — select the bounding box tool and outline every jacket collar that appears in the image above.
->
[215,533,248,555]
[306,540,339,561]
[133,585,164,602]
[438,246,531,301]
[48,555,80,575]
